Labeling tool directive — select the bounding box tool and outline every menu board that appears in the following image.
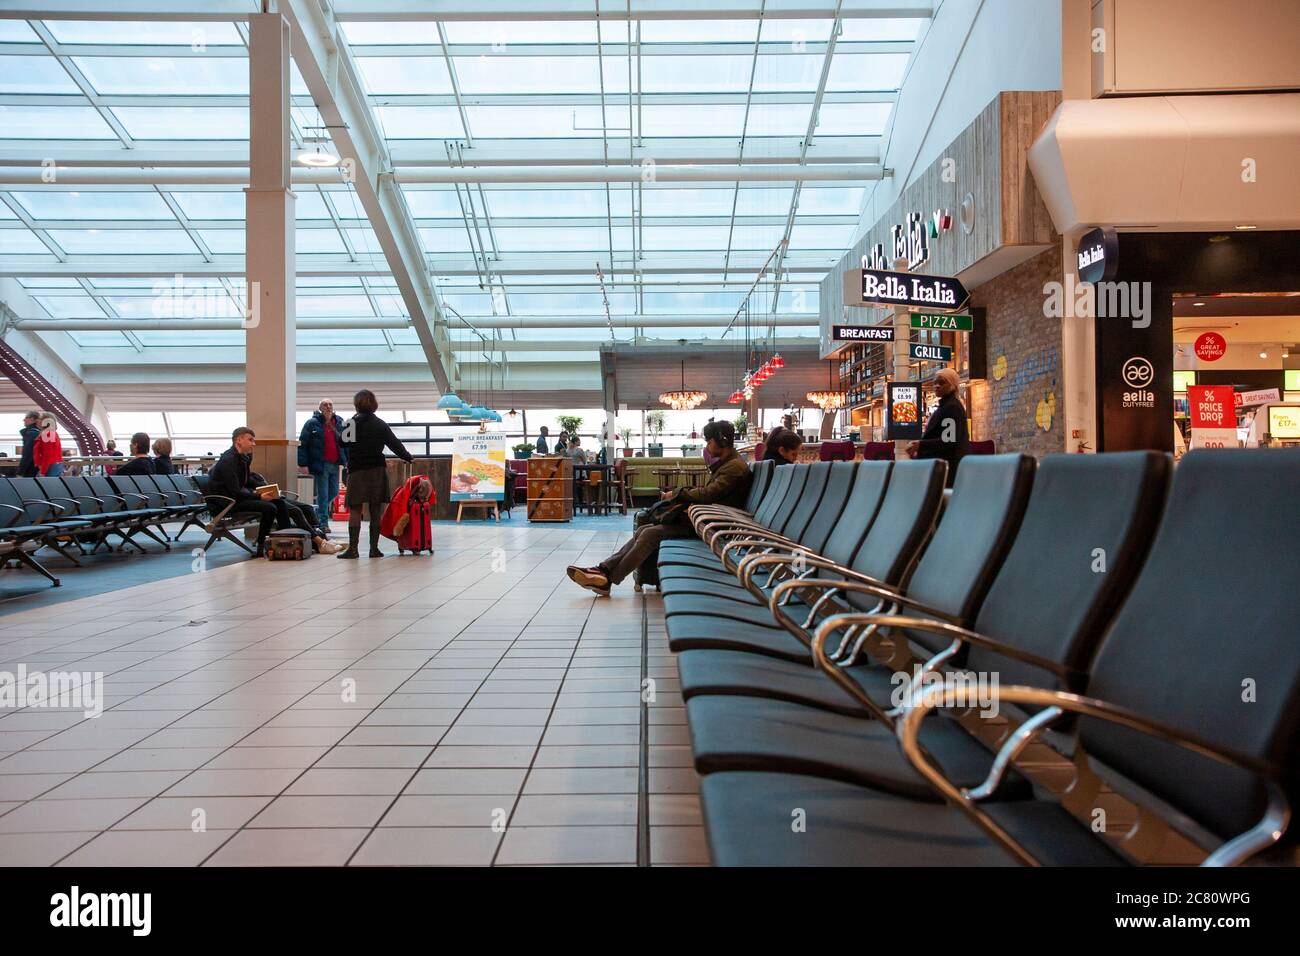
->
[886,382,924,441]
[450,432,507,501]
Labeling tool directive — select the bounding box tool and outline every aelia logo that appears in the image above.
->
[1121,356,1156,409]
[1122,356,1154,389]
[1194,332,1227,362]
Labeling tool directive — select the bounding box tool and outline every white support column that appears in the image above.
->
[244,12,297,489]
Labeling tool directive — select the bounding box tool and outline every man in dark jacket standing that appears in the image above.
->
[908,368,969,487]
[298,398,348,527]
[566,420,751,596]
[17,411,40,478]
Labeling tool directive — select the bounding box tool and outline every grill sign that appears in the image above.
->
[909,342,953,363]
[856,268,968,309]
[832,325,895,342]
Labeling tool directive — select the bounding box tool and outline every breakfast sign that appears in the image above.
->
[450,432,507,502]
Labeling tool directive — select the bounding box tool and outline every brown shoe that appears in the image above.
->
[566,565,610,597]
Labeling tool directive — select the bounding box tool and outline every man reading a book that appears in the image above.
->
[208,427,335,556]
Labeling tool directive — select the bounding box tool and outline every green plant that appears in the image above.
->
[646,410,666,440]
[732,413,749,436]
[557,415,583,436]
[618,426,633,446]
[512,442,534,453]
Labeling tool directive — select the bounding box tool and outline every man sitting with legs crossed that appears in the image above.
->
[566,419,751,597]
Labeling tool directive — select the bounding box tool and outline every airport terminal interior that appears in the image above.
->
[0,0,1298,872]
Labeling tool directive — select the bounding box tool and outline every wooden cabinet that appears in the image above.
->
[526,456,573,522]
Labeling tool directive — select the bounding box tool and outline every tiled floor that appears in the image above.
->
[0,518,706,866]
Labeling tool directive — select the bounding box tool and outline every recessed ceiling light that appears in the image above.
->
[1208,234,1230,243]
[1193,301,1205,307]
[1259,349,1269,359]
[1235,224,1257,230]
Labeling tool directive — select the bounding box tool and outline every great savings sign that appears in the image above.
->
[1194,332,1227,362]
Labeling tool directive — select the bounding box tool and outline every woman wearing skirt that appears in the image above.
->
[337,389,414,559]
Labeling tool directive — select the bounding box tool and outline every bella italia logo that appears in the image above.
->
[0,665,104,718]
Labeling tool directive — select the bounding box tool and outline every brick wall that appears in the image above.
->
[969,248,1066,456]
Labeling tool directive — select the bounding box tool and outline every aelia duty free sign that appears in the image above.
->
[846,268,969,310]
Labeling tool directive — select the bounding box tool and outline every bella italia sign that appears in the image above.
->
[848,267,969,310]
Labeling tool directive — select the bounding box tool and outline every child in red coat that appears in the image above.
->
[380,474,435,554]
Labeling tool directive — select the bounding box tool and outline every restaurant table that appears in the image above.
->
[574,462,615,514]
[651,466,709,495]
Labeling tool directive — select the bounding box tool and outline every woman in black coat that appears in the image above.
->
[337,389,413,559]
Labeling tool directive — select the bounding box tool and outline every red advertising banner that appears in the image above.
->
[1188,384,1238,449]
[1188,385,1234,428]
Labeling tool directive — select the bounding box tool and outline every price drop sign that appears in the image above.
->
[1187,384,1237,449]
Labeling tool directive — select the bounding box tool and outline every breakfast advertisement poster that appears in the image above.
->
[450,432,507,501]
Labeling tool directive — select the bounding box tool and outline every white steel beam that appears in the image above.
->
[13,313,818,331]
[278,0,456,392]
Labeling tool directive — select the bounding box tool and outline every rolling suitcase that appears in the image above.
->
[265,528,312,560]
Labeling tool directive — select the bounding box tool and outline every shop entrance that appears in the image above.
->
[1088,230,1300,452]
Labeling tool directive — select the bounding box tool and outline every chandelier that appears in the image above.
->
[806,361,845,412]
[660,360,708,410]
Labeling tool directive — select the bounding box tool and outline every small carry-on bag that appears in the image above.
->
[265,528,312,560]
[630,498,686,592]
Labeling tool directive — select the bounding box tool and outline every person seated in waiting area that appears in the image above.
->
[566,420,750,597]
[762,426,804,465]
[114,432,156,476]
[207,426,338,556]
[152,437,175,475]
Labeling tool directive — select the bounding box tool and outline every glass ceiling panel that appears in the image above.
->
[73,56,249,95]
[752,54,824,92]
[47,228,199,255]
[44,20,246,46]
[0,202,14,219]
[33,293,105,319]
[69,331,133,347]
[416,227,473,253]
[298,295,374,317]
[825,53,910,90]
[338,22,445,46]
[483,188,632,219]
[638,20,757,43]
[11,190,174,221]
[402,188,467,219]
[0,21,38,43]
[493,226,610,253]
[509,292,637,315]
[298,330,393,346]
[788,223,857,249]
[758,20,834,44]
[0,55,81,94]
[639,104,743,137]
[17,277,82,288]
[643,291,742,313]
[734,185,795,216]
[453,56,601,95]
[0,230,53,254]
[135,330,244,347]
[0,105,116,139]
[111,106,249,140]
[745,102,814,136]
[465,104,626,138]
[634,55,753,93]
[837,18,927,42]
[353,57,453,95]
[641,187,736,218]
[814,101,893,136]
[442,21,600,46]
[374,105,465,138]
[796,186,865,215]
